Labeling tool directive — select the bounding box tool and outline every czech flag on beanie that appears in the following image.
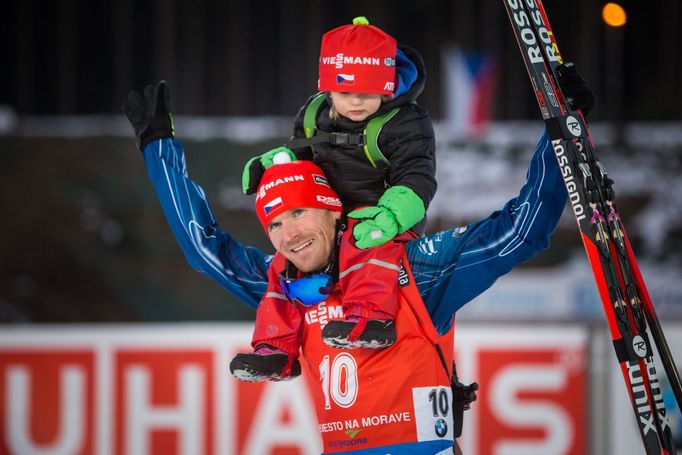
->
[318,17,397,95]
[255,161,343,231]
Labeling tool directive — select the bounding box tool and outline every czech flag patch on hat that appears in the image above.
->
[337,74,355,85]
[263,197,283,216]
[255,161,343,231]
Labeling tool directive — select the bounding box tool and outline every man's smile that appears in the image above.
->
[291,239,314,253]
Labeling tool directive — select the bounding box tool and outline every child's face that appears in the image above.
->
[329,92,384,121]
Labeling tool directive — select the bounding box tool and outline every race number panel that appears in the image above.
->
[412,385,454,442]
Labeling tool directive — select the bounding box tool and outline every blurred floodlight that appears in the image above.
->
[602,3,627,27]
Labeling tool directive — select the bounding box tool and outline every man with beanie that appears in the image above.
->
[243,17,437,350]
[229,157,419,381]
[122,64,596,452]
[231,160,345,380]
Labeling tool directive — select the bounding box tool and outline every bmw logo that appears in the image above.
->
[435,418,448,438]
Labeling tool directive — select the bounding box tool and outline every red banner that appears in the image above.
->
[0,324,587,455]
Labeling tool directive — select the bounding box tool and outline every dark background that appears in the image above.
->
[1,0,681,324]
[1,0,681,120]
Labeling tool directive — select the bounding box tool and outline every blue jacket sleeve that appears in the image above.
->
[143,138,270,309]
[407,131,568,334]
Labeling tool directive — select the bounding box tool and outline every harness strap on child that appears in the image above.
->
[285,92,399,169]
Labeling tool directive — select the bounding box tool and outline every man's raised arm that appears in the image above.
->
[408,131,568,333]
[123,81,269,308]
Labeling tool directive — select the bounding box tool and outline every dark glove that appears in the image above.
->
[121,81,175,152]
[453,379,479,411]
[452,375,479,438]
[556,62,595,119]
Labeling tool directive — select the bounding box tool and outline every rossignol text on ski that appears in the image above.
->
[502,0,682,453]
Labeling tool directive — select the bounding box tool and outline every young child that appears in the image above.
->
[232,17,436,381]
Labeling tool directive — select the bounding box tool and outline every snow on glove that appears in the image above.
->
[242,147,298,194]
[348,185,425,249]
[121,80,175,152]
[556,62,595,119]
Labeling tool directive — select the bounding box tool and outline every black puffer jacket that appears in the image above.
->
[290,45,436,214]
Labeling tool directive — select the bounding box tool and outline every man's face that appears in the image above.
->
[329,92,383,121]
[267,208,341,273]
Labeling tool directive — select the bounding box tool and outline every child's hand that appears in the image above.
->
[348,206,399,249]
[348,185,425,249]
[242,147,297,194]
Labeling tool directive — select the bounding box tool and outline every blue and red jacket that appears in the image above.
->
[142,131,567,453]
[143,131,566,336]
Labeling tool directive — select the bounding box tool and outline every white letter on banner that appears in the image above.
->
[125,365,204,455]
[490,365,572,455]
[243,380,321,454]
[7,365,84,455]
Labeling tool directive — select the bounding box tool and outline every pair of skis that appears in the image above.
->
[502,0,682,453]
